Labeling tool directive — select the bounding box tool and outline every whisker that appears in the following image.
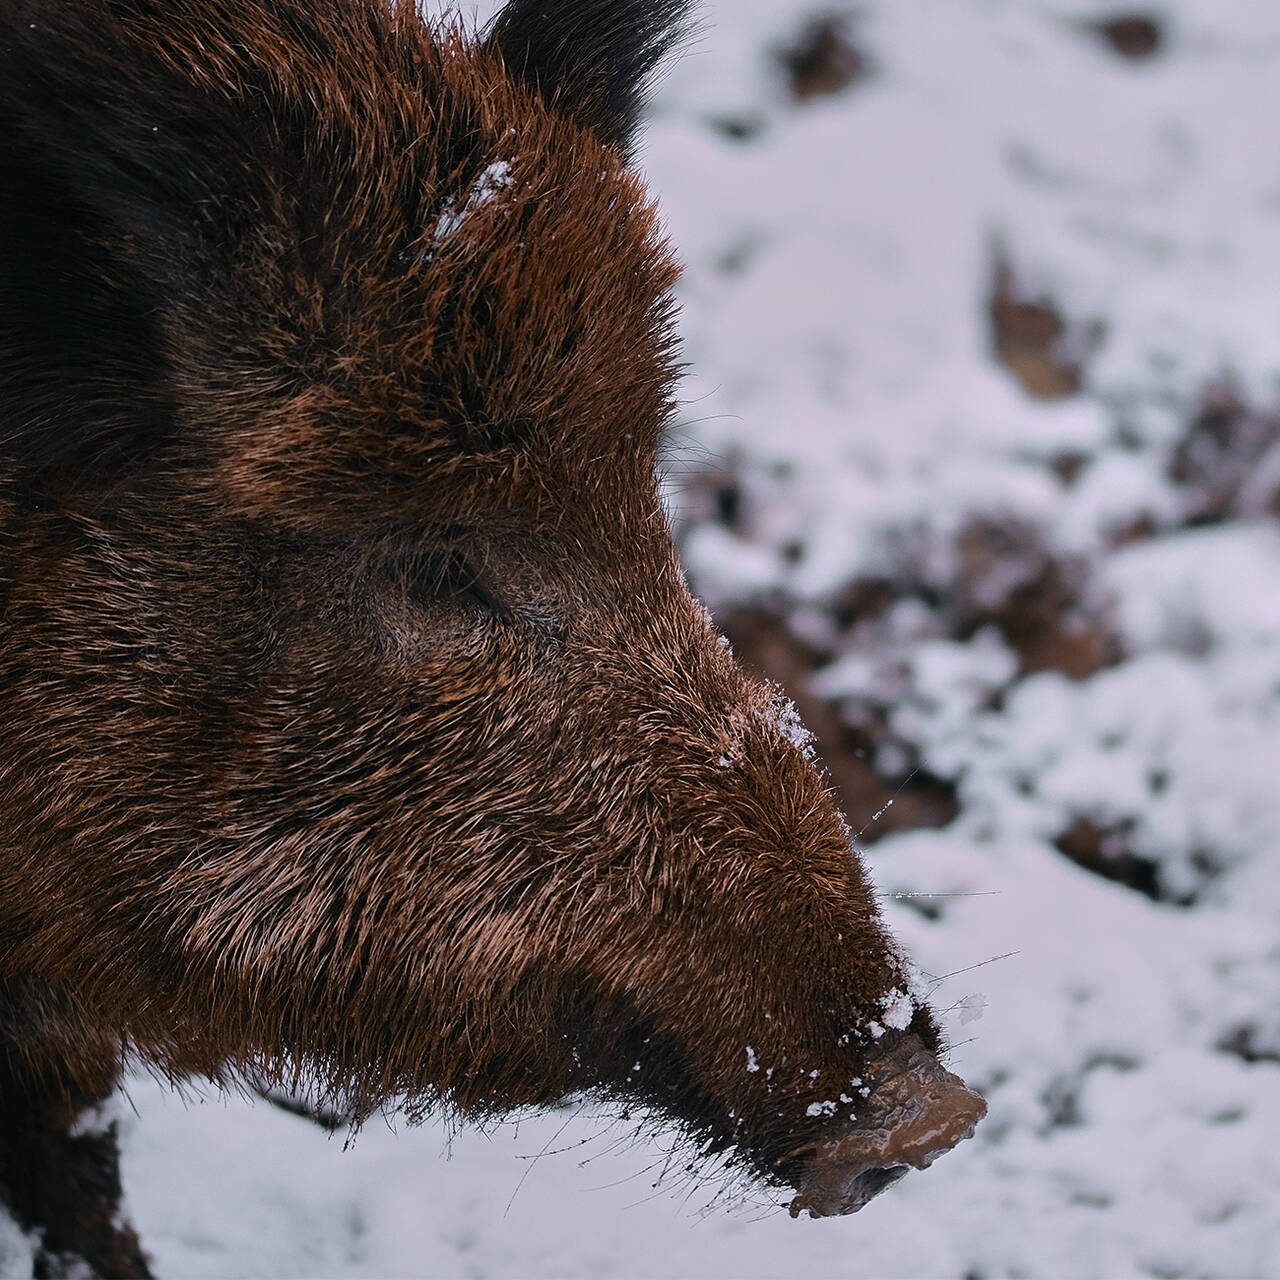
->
[742,1199,789,1225]
[623,1179,685,1212]
[582,1152,671,1193]
[925,950,1020,989]
[575,1126,642,1168]
[856,768,921,837]
[503,1101,586,1218]
[883,891,1001,899]
[513,1127,609,1160]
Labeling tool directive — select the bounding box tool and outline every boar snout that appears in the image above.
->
[783,1035,987,1218]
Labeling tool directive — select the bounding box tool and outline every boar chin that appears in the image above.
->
[783,1035,987,1219]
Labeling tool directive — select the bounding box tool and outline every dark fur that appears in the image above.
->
[0,2,943,1272]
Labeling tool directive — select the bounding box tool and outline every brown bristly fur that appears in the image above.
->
[0,1,952,1271]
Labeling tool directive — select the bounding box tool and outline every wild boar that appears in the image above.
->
[0,0,985,1274]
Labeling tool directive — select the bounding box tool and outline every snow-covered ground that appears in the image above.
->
[6,1,1280,1276]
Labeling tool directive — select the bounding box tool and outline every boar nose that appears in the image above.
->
[785,1034,987,1218]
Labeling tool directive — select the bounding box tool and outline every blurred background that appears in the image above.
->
[6,2,1277,1275]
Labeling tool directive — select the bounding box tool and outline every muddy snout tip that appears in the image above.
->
[786,1037,987,1220]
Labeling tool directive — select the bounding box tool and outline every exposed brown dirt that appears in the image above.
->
[1093,15,1163,60]
[684,489,1126,846]
[989,260,1103,399]
[1051,816,1218,906]
[778,15,869,102]
[952,518,1120,680]
[722,608,960,843]
[1053,816,1163,902]
[1218,1025,1280,1066]
[1168,383,1280,525]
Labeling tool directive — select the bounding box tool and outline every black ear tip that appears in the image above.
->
[485,0,695,155]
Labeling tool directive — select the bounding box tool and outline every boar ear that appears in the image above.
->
[484,0,692,156]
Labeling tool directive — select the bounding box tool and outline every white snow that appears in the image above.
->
[432,159,514,242]
[0,1213,32,1280]
[9,1,1280,1276]
[879,988,915,1033]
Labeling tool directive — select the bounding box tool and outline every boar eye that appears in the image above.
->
[397,551,505,618]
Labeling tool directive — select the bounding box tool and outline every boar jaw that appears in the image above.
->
[784,1035,987,1218]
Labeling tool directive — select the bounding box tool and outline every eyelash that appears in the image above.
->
[398,551,505,618]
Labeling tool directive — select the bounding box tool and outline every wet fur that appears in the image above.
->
[0,1,942,1271]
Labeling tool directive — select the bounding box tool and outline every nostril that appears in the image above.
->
[857,1164,908,1198]
[787,1161,910,1219]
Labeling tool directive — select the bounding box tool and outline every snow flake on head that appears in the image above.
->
[757,688,816,760]
[432,159,515,243]
[805,1100,838,1118]
[745,1046,760,1072]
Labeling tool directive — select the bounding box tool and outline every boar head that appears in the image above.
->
[0,0,984,1216]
